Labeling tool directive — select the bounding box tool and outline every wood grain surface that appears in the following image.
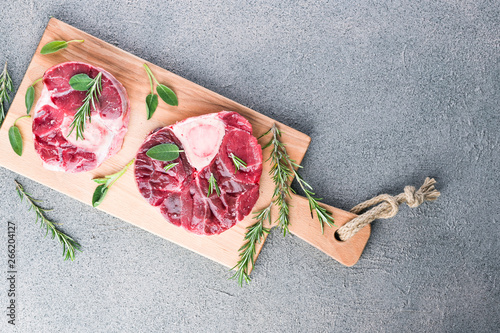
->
[0,18,369,269]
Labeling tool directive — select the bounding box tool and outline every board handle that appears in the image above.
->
[286,194,371,266]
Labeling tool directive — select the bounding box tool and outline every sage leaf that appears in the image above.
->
[8,126,23,156]
[146,94,158,120]
[92,184,108,207]
[40,41,68,54]
[40,39,84,55]
[146,143,183,162]
[25,85,35,114]
[164,162,178,172]
[90,159,134,208]
[156,84,178,106]
[69,73,93,91]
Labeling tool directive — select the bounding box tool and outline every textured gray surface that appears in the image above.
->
[0,0,499,332]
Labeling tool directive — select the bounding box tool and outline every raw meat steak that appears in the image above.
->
[32,62,130,173]
[135,111,263,235]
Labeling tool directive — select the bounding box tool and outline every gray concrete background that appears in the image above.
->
[0,0,499,332]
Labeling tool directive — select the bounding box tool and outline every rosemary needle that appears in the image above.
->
[230,153,247,172]
[207,173,221,197]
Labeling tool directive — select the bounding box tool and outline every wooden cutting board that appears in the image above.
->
[0,18,370,270]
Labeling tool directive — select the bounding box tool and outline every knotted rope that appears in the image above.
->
[335,177,440,241]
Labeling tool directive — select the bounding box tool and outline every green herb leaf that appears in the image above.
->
[40,39,84,55]
[9,115,31,156]
[40,41,68,54]
[25,78,42,115]
[8,126,23,156]
[25,85,35,114]
[207,173,221,197]
[143,63,179,110]
[230,153,247,172]
[69,73,93,91]
[146,143,183,162]
[146,93,158,120]
[157,84,178,106]
[92,184,108,207]
[90,159,135,207]
[164,162,178,172]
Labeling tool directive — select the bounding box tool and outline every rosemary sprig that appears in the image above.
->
[230,203,272,286]
[207,173,221,197]
[261,124,294,235]
[230,153,247,172]
[0,62,13,124]
[231,123,336,285]
[15,180,81,261]
[67,72,102,140]
[261,123,335,234]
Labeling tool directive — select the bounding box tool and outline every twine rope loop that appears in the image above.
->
[336,177,440,241]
